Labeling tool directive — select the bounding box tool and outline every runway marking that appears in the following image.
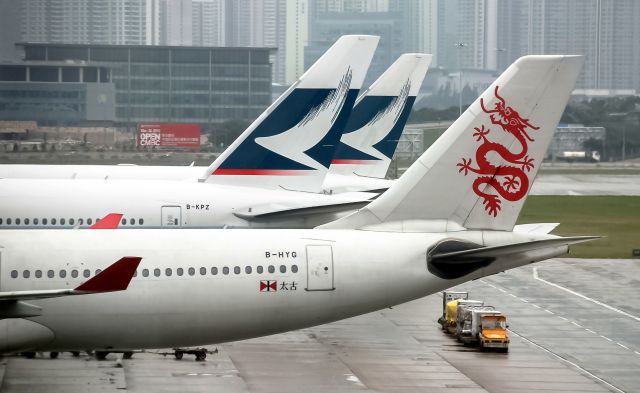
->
[533,267,640,322]
[544,309,554,315]
[571,321,582,328]
[558,316,568,321]
[601,335,613,342]
[617,343,630,350]
[509,293,518,298]
[586,329,597,334]
[520,298,529,303]
[509,328,626,393]
[497,288,506,293]
[635,351,640,356]
[532,304,541,309]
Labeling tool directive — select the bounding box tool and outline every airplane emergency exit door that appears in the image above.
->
[306,245,334,291]
[161,206,182,227]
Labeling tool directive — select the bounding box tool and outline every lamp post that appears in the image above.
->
[454,42,467,116]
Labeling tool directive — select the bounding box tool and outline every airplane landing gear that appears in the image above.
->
[49,352,59,359]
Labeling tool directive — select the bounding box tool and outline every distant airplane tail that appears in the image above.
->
[321,55,583,232]
[330,54,431,179]
[202,35,379,192]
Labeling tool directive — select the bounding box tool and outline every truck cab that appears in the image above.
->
[478,314,509,352]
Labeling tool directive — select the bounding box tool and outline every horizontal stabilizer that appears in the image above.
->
[89,213,123,229]
[0,257,141,302]
[513,223,560,235]
[234,200,370,221]
[430,236,599,263]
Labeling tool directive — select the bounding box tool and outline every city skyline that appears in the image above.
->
[1,0,640,92]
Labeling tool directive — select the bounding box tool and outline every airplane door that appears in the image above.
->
[161,206,182,227]
[306,245,334,291]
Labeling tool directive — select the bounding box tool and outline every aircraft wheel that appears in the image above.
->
[49,352,59,359]
[195,351,206,361]
[174,351,183,360]
[123,351,133,359]
[95,351,109,361]
[22,352,36,359]
[71,351,80,357]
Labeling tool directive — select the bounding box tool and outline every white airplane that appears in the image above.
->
[0,55,595,355]
[0,53,429,195]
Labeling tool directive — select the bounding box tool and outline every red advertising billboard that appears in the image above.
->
[137,123,201,151]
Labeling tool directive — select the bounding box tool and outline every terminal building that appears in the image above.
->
[0,43,274,129]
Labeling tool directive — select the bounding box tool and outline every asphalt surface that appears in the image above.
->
[0,258,637,393]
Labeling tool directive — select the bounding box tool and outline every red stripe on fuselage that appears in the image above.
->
[212,169,311,176]
[331,159,376,165]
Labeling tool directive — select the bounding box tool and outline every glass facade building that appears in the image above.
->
[18,43,273,128]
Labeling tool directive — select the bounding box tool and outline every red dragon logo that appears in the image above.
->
[456,86,539,217]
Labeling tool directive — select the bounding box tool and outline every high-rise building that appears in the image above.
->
[402,0,438,65]
[192,0,226,47]
[19,0,149,45]
[161,0,193,46]
[227,0,307,85]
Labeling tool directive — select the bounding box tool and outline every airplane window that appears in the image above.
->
[59,270,66,278]
[154,268,161,277]
[139,218,144,225]
[83,269,90,278]
[87,218,92,225]
[35,270,42,278]
[0,218,3,224]
[280,265,286,273]
[95,269,102,275]
[211,267,218,275]
[142,269,149,277]
[188,267,195,276]
[51,218,56,225]
[25,218,30,225]
[43,218,47,225]
[121,218,126,225]
[78,218,83,225]
[292,265,298,273]
[234,266,240,274]
[130,218,135,225]
[69,218,75,225]
[245,266,252,274]
[34,218,38,225]
[60,218,65,225]
[177,267,183,276]
[133,270,137,277]
[71,269,78,278]
[268,265,275,274]
[23,270,30,278]
[47,270,54,278]
[257,266,263,274]
[6,218,11,225]
[15,218,21,225]
[10,270,17,278]
[165,268,172,276]
[222,267,229,275]
[200,267,206,275]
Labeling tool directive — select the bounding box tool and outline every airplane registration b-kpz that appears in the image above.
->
[0,54,596,355]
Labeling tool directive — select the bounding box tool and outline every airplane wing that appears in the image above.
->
[0,256,141,301]
[89,213,124,229]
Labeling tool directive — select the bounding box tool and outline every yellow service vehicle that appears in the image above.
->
[437,291,468,330]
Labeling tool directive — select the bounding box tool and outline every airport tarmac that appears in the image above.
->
[0,258,637,393]
[532,174,640,196]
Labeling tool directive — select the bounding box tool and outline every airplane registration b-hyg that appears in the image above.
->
[0,55,595,355]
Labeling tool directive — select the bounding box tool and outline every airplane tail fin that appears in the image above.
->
[321,55,583,232]
[330,54,431,178]
[202,35,379,192]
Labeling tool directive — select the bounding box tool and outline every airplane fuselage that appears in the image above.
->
[0,229,562,352]
[0,179,375,229]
